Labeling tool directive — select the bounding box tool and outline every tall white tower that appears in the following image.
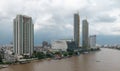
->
[82,19,89,49]
[13,15,34,56]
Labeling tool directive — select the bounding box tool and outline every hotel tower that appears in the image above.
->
[13,15,34,56]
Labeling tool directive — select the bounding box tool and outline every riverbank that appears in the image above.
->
[2,48,119,71]
[0,48,100,69]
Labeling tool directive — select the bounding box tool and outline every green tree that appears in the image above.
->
[54,52,61,55]
[32,51,37,58]
[63,52,68,57]
[68,51,74,56]
[46,52,53,58]
[0,54,2,63]
[37,52,45,59]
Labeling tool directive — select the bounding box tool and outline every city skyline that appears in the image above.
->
[0,0,120,45]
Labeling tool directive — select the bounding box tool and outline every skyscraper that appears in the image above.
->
[82,19,89,49]
[13,15,34,56]
[89,35,96,49]
[74,13,80,48]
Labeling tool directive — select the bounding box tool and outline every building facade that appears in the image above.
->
[74,13,80,48]
[13,15,34,56]
[89,35,96,49]
[82,19,89,49]
[51,40,68,51]
[4,50,16,63]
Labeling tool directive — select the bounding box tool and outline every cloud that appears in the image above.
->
[0,0,120,45]
[93,14,117,23]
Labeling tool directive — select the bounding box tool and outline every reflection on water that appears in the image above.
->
[1,48,120,71]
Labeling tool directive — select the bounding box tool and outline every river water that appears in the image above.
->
[1,48,120,71]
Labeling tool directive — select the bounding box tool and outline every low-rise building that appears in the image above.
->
[89,35,97,49]
[4,50,16,63]
[34,46,50,53]
[51,40,68,51]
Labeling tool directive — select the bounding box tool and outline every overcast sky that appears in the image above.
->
[0,0,120,45]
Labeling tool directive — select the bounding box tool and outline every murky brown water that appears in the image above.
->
[1,48,120,71]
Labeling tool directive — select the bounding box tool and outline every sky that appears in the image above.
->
[0,0,120,46]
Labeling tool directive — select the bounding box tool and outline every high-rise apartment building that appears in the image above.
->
[82,19,89,49]
[74,13,80,48]
[13,15,34,56]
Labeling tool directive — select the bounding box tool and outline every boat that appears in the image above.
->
[83,52,89,54]
[2,65,8,68]
[0,65,8,69]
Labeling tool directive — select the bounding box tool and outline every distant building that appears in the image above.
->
[13,15,34,56]
[67,41,78,51]
[34,46,50,53]
[0,44,14,59]
[74,13,80,48]
[0,48,4,59]
[42,41,51,48]
[82,19,89,49]
[89,35,96,49]
[4,50,16,63]
[51,40,68,51]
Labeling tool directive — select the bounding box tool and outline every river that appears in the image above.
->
[0,48,120,71]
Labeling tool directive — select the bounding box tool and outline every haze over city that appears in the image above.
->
[0,0,120,45]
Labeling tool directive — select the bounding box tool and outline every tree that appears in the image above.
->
[36,52,45,59]
[46,52,53,58]
[63,52,68,57]
[0,54,2,63]
[32,51,37,58]
[68,51,74,56]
